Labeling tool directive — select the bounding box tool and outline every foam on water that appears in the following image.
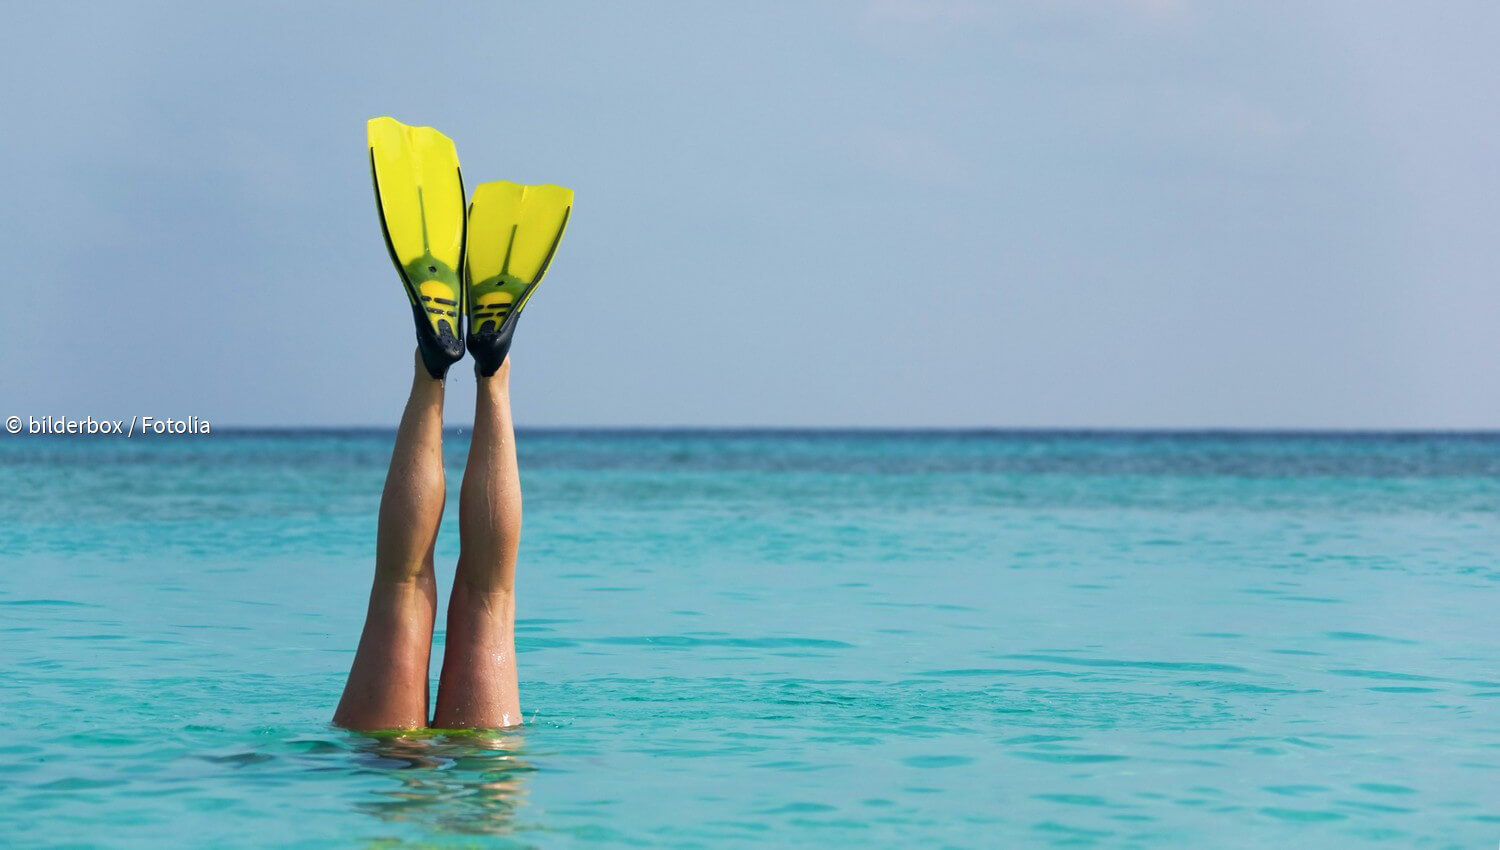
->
[2,431,1497,847]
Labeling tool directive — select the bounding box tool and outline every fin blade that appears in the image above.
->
[467,182,573,286]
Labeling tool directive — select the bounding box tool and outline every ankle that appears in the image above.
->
[476,357,510,383]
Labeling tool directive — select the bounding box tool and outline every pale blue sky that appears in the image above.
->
[2,1,1496,427]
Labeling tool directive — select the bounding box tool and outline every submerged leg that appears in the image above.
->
[334,353,447,730]
[433,359,524,728]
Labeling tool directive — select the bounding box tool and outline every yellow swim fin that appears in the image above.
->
[368,117,467,379]
[464,181,573,376]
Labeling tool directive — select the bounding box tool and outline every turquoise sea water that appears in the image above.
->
[1,430,1497,848]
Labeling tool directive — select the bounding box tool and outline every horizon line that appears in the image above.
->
[138,425,1500,437]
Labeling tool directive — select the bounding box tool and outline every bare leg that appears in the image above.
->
[333,353,447,730]
[433,359,523,728]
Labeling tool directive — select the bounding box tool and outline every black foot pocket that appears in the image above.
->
[467,325,517,378]
[413,303,464,379]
